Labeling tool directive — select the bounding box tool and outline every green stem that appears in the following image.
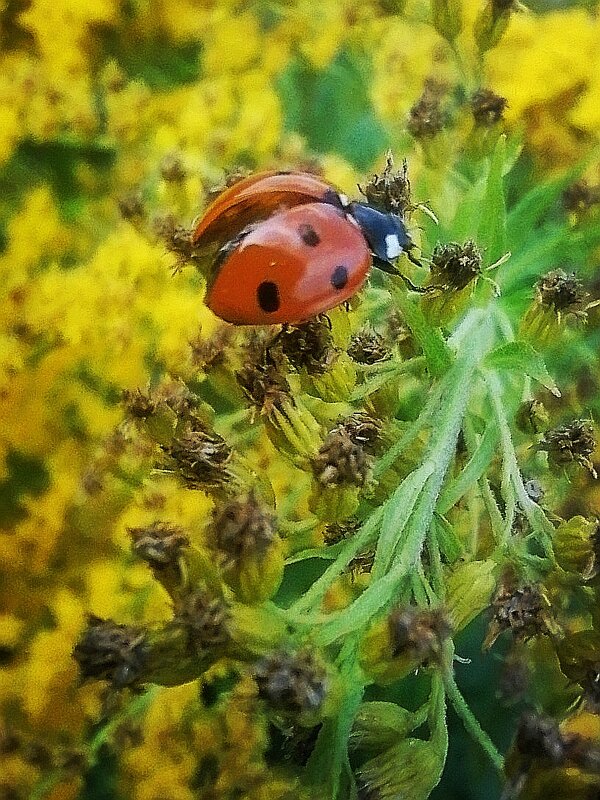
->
[484,371,556,557]
[443,668,504,776]
[314,311,495,646]
[288,506,384,616]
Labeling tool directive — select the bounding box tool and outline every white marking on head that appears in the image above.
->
[338,193,350,207]
[385,233,402,259]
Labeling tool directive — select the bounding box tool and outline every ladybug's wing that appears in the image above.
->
[192,171,343,250]
[205,203,370,326]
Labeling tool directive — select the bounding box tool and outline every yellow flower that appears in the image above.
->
[485,8,600,167]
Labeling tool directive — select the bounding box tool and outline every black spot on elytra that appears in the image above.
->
[257,281,280,313]
[298,223,320,247]
[331,265,348,290]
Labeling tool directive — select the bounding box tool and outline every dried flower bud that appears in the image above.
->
[152,214,196,262]
[237,336,291,414]
[360,606,450,684]
[254,649,328,722]
[505,709,600,798]
[538,419,596,476]
[515,712,567,766]
[159,152,186,183]
[323,517,361,546]
[210,493,284,603]
[279,319,336,374]
[213,494,276,562]
[332,412,382,454]
[188,326,233,370]
[73,616,148,688]
[129,521,190,569]
[122,388,157,419]
[407,82,448,140]
[471,88,508,126]
[348,549,376,580]
[562,180,600,213]
[348,328,391,365]
[359,154,412,216]
[515,399,550,435]
[161,420,232,488]
[173,588,230,657]
[484,580,554,649]
[430,240,483,291]
[536,270,587,316]
[118,191,145,222]
[313,430,370,488]
[389,606,451,661]
[128,521,190,598]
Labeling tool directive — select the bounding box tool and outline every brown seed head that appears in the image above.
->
[348,328,391,365]
[313,430,370,487]
[539,419,596,474]
[430,240,483,291]
[407,81,448,140]
[471,88,508,126]
[280,319,336,374]
[332,412,382,454]
[128,521,190,569]
[211,494,277,563]
[237,334,291,414]
[161,420,232,488]
[388,606,451,661]
[536,270,587,316]
[73,616,148,688]
[486,582,552,648]
[254,649,328,716]
[360,154,412,216]
[173,588,230,656]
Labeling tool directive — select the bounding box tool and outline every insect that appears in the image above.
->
[192,170,420,325]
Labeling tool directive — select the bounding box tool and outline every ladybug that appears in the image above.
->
[192,170,418,325]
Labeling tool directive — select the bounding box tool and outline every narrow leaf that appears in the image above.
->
[485,341,560,396]
[438,423,499,514]
[477,135,507,265]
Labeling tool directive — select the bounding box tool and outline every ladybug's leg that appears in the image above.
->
[372,255,437,295]
[406,248,423,268]
[317,313,333,330]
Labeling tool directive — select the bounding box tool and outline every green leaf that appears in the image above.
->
[477,135,507,265]
[485,341,560,396]
[438,422,499,514]
[305,640,364,799]
[372,460,435,579]
[433,514,464,563]
[277,50,388,170]
[507,144,600,251]
[393,291,452,378]
[349,364,403,401]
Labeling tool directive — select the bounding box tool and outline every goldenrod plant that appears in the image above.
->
[2,2,600,800]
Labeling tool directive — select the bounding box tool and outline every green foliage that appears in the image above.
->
[277,50,389,169]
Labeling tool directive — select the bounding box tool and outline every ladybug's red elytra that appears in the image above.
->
[192,170,416,325]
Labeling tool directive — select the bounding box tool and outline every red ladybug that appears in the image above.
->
[192,170,416,325]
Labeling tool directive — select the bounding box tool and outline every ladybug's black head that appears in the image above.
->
[348,202,413,265]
